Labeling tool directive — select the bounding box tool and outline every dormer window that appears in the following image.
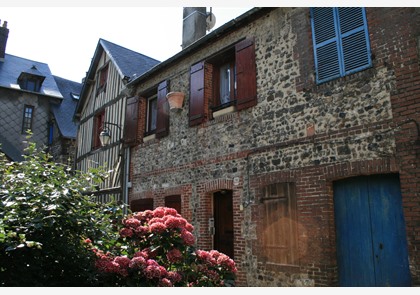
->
[17,65,46,92]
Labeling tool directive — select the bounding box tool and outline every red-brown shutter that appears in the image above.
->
[156,80,169,139]
[189,61,205,126]
[124,96,139,146]
[235,38,257,111]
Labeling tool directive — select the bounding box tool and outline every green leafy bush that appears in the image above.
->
[0,140,122,286]
[0,139,237,287]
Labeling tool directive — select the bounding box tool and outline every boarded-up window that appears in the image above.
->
[165,195,181,215]
[124,96,139,146]
[130,198,154,213]
[261,182,298,265]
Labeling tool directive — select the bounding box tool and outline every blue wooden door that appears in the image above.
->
[333,174,411,286]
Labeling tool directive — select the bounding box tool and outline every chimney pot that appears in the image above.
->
[182,7,207,49]
[0,20,9,61]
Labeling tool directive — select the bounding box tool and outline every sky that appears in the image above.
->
[1,0,417,83]
[1,5,254,83]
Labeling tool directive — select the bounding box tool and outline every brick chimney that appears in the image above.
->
[0,20,9,61]
[182,7,207,49]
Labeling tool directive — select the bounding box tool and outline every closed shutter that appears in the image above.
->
[338,8,371,75]
[124,96,139,146]
[189,61,205,127]
[311,7,371,84]
[156,80,169,139]
[235,38,257,111]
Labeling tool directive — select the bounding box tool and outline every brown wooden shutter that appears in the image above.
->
[124,96,139,146]
[130,198,154,213]
[156,80,169,139]
[189,61,205,126]
[165,195,182,214]
[235,38,257,111]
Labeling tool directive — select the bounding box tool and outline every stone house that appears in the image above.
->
[123,7,420,286]
[0,20,80,164]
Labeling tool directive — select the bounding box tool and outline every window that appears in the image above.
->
[92,110,105,150]
[17,65,45,92]
[260,182,298,265]
[145,94,157,135]
[48,122,54,145]
[141,80,169,139]
[165,195,181,215]
[209,51,237,111]
[22,105,34,134]
[189,38,257,126]
[311,7,372,84]
[96,63,109,94]
[130,198,154,213]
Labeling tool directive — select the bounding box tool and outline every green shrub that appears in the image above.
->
[0,140,122,286]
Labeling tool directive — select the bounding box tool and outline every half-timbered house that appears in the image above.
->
[73,38,160,205]
[123,7,420,286]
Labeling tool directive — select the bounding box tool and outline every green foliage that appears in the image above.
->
[0,137,237,287]
[0,139,122,286]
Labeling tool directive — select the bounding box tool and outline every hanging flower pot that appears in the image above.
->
[166,92,185,110]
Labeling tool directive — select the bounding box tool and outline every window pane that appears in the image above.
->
[148,97,157,132]
[219,63,231,105]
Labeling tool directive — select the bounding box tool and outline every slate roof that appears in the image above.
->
[75,39,160,117]
[99,39,160,80]
[52,76,82,139]
[0,53,62,98]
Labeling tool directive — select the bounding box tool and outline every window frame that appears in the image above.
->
[145,94,158,136]
[22,105,34,134]
[311,7,372,84]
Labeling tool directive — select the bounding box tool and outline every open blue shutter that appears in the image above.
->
[156,80,169,139]
[338,8,372,75]
[311,7,371,84]
[311,8,341,83]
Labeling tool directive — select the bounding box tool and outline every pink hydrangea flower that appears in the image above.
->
[159,278,173,287]
[119,227,133,238]
[150,221,167,234]
[124,217,141,228]
[153,207,166,218]
[129,256,147,269]
[114,256,131,269]
[164,207,178,216]
[167,271,182,283]
[167,248,183,263]
[181,229,195,245]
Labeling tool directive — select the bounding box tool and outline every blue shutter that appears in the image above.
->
[311,7,371,84]
[338,8,372,75]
